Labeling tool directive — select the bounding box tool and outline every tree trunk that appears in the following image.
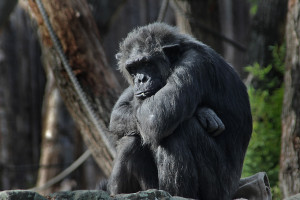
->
[87,0,127,36]
[173,0,192,35]
[101,0,170,87]
[280,0,300,197]
[173,0,249,77]
[218,0,250,77]
[0,0,18,29]
[248,0,287,67]
[27,0,122,177]
[174,0,222,54]
[0,4,45,189]
[36,63,77,194]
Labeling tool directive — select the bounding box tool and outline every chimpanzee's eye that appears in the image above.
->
[143,62,154,70]
[126,64,137,76]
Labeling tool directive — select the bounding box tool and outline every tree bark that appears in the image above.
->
[172,0,249,77]
[218,0,250,77]
[36,63,77,194]
[248,0,287,67]
[27,0,122,177]
[0,4,45,189]
[173,0,223,54]
[173,0,192,35]
[0,0,18,29]
[87,0,127,36]
[101,0,170,86]
[280,0,300,197]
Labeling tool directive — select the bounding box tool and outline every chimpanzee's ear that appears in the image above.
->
[162,44,180,64]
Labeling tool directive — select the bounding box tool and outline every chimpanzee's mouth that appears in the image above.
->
[135,90,156,99]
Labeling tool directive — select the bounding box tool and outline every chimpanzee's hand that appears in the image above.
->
[196,107,225,136]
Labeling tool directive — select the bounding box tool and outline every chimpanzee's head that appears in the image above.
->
[116,23,183,99]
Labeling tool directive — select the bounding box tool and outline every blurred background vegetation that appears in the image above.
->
[1,0,300,199]
[243,44,285,199]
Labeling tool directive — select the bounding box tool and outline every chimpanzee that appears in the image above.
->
[108,23,252,200]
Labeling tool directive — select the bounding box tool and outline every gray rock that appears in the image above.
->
[0,189,193,200]
[0,190,46,200]
[47,190,111,200]
[113,189,193,199]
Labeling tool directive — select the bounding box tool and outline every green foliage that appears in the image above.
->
[245,45,285,91]
[243,85,283,184]
[242,45,285,199]
[248,0,258,16]
[270,45,285,75]
[272,184,283,200]
[245,63,272,80]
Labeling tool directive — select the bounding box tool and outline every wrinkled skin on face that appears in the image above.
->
[126,57,169,100]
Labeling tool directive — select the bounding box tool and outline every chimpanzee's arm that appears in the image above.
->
[196,107,225,137]
[109,87,138,138]
[136,49,211,145]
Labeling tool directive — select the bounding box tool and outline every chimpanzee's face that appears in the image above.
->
[125,57,169,100]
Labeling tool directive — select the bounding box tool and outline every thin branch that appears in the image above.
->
[29,150,92,191]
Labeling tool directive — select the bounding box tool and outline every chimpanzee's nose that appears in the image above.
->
[136,74,148,84]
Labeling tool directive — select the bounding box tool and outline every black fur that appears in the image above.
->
[108,23,252,199]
